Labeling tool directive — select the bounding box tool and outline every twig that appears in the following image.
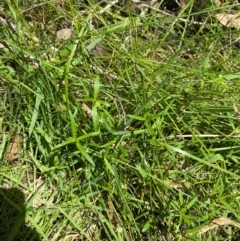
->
[163,134,240,139]
[139,3,204,25]
[22,3,47,13]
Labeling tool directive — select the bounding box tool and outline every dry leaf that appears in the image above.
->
[56,28,73,40]
[165,180,191,189]
[198,217,240,234]
[90,44,112,57]
[215,13,240,29]
[178,0,186,8]
[214,0,223,7]
[108,195,114,221]
[5,130,23,161]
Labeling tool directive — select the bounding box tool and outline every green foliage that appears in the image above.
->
[1,0,240,240]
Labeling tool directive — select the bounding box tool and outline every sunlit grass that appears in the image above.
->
[1,0,240,240]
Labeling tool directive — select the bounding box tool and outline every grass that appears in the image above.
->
[1,0,240,240]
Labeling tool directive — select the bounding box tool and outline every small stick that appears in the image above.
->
[99,0,119,14]
[163,134,240,139]
[139,3,204,25]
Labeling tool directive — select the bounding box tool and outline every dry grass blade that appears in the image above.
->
[82,103,93,117]
[5,128,23,162]
[1,0,240,240]
[215,13,240,29]
[165,180,191,189]
[198,217,240,234]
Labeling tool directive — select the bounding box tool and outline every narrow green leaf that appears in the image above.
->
[104,157,115,175]
[53,132,100,150]
[75,141,95,166]
[126,74,171,126]
[86,37,103,52]
[7,212,25,241]
[69,110,77,139]
[92,104,99,132]
[127,115,146,121]
[142,218,152,232]
[29,88,44,136]
[208,154,224,162]
[136,164,147,178]
[161,143,240,179]
[94,74,100,100]
[186,197,198,210]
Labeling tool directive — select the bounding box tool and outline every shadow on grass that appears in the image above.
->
[0,187,40,241]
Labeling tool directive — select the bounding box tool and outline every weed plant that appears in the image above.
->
[1,0,240,240]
